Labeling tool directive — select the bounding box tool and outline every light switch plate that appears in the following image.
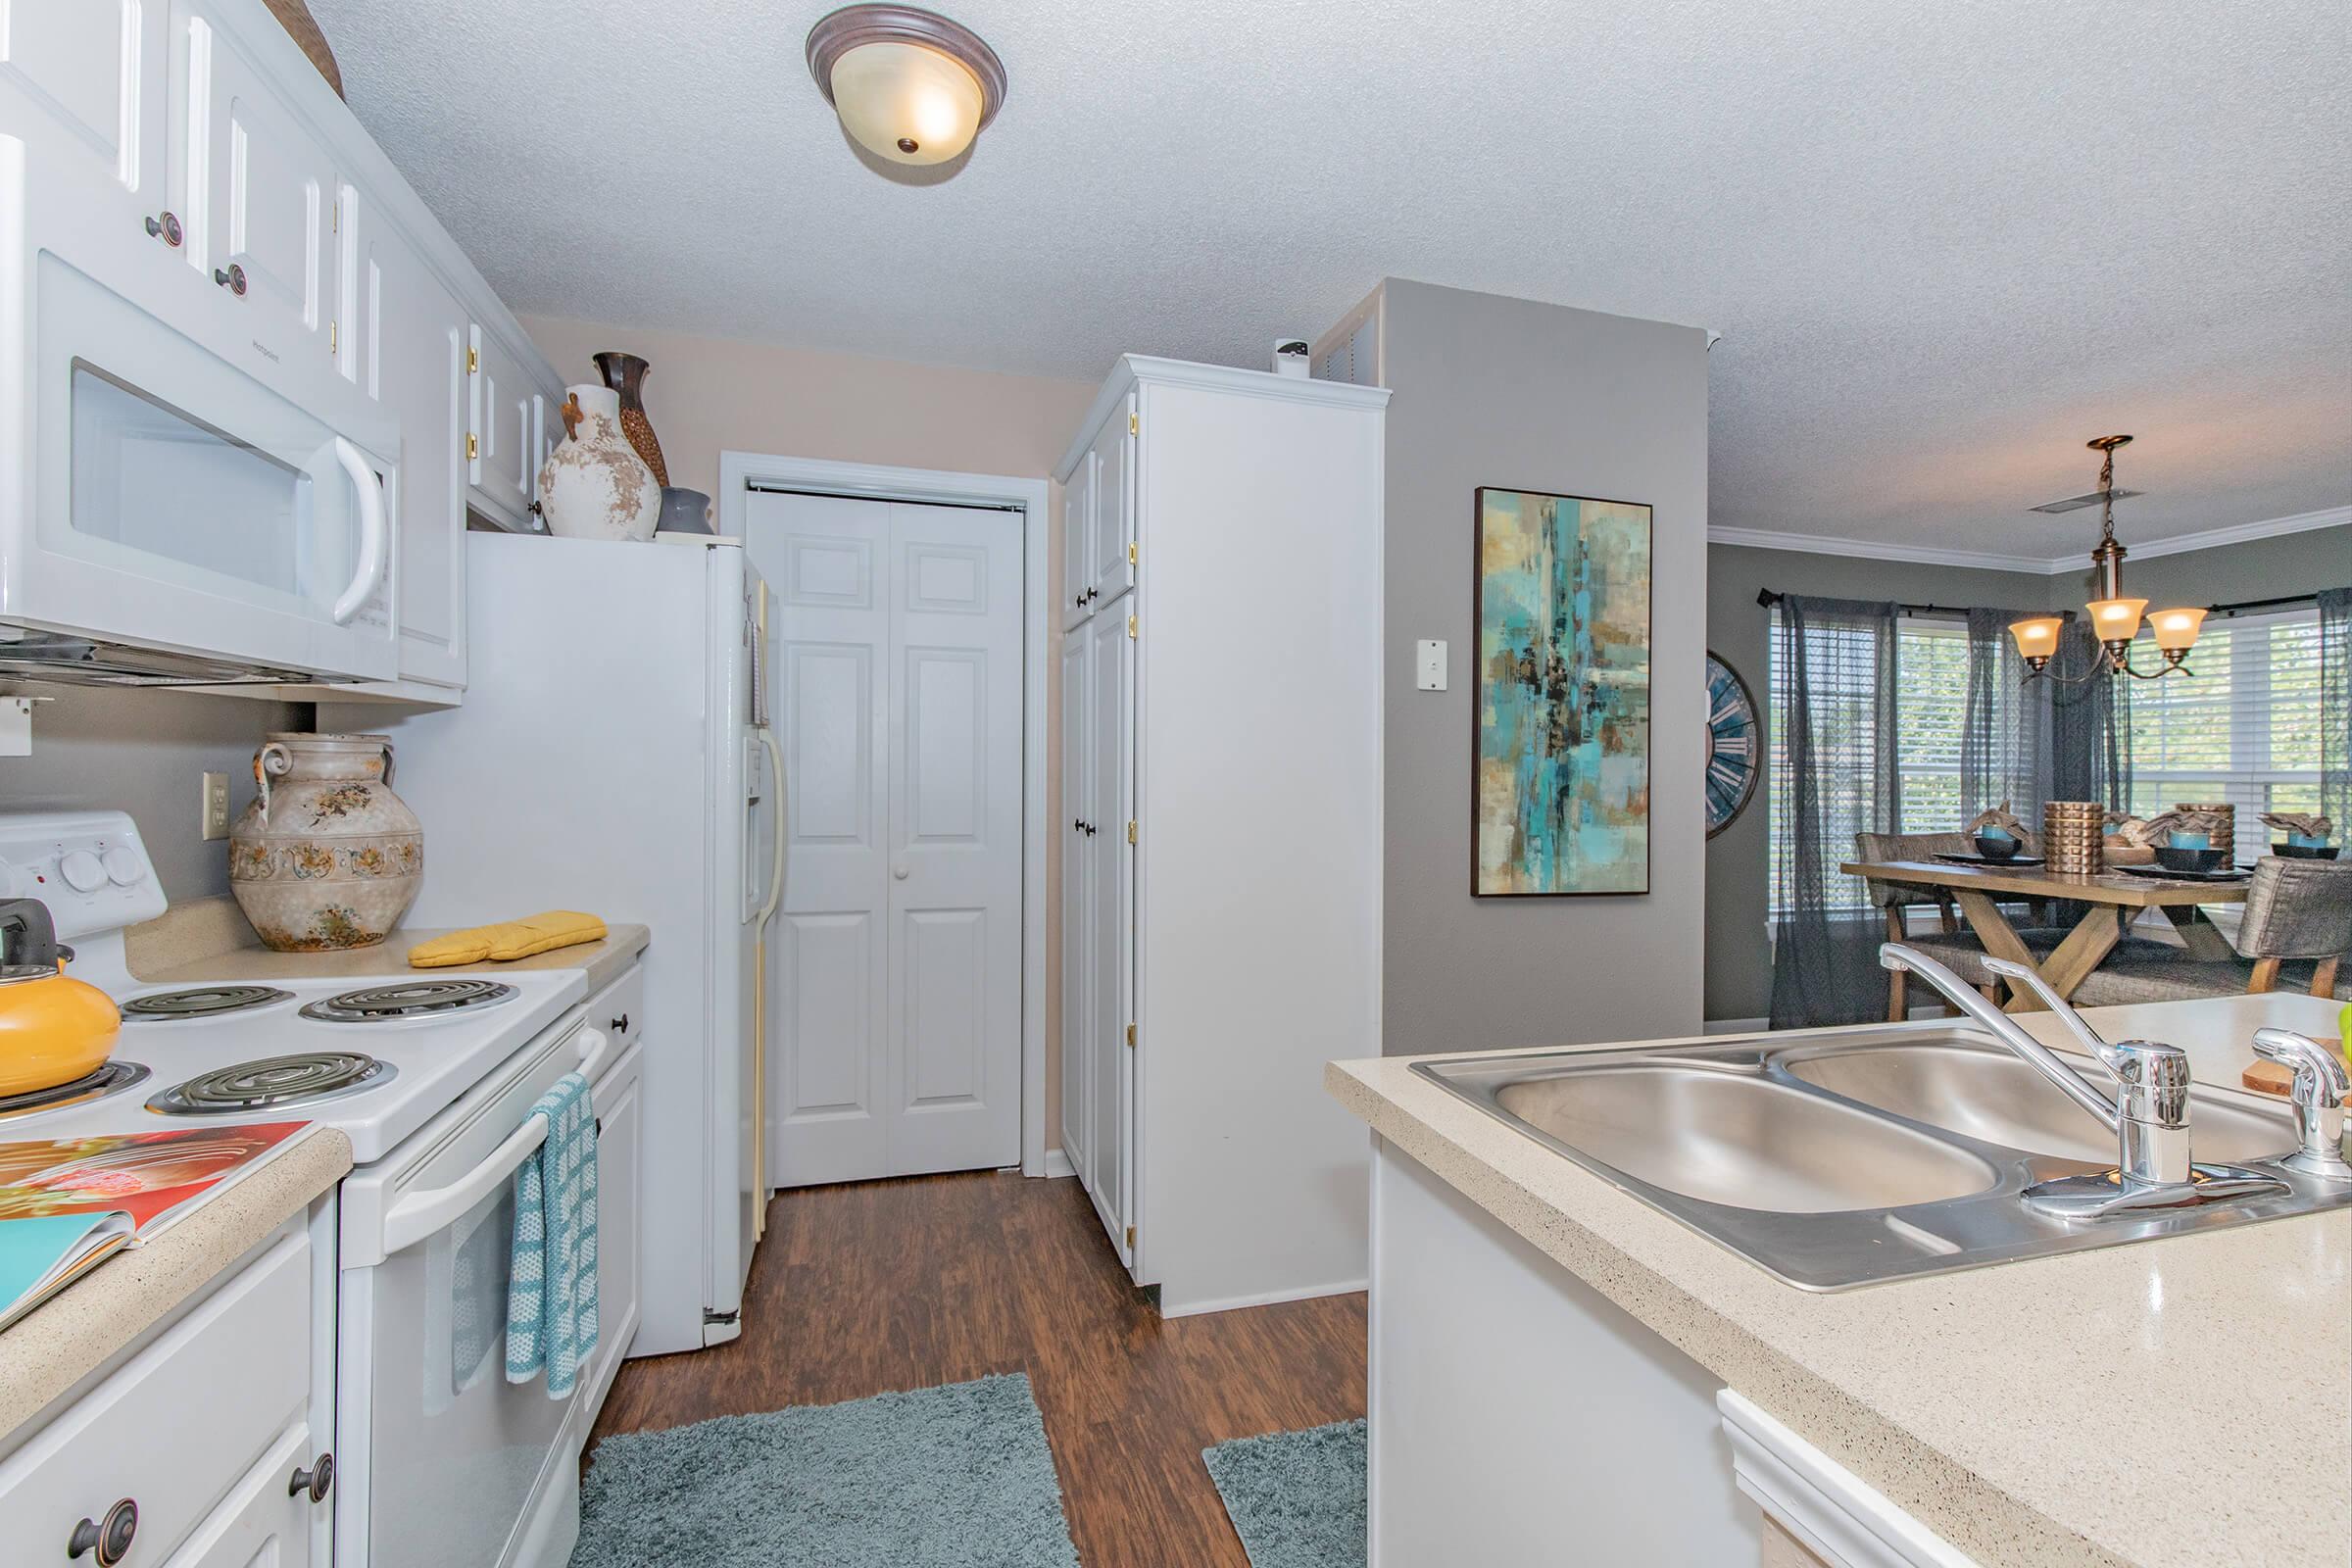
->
[1415,639,1447,691]
[200,771,231,840]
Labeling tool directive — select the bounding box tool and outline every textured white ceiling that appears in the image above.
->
[307,0,2352,554]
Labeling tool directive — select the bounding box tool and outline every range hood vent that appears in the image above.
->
[0,630,318,688]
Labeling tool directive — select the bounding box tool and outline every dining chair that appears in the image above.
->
[1854,830,2055,1019]
[2066,858,2352,1007]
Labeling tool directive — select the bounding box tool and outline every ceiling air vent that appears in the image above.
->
[2029,487,2141,514]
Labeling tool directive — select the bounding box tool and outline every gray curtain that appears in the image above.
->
[2048,615,2132,810]
[2324,587,2351,833]
[1961,608,2051,829]
[1769,596,1899,1029]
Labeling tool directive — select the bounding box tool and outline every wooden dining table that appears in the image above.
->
[1839,858,2249,1012]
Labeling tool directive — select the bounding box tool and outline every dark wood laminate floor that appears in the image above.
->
[588,1169,1367,1566]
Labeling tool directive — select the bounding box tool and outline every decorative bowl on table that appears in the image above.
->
[1973,833,2024,861]
[2273,842,2339,859]
[2153,845,2228,873]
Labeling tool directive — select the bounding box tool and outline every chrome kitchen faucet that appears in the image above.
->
[1877,945,2287,1219]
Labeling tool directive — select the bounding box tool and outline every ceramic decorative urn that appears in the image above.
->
[535,384,660,542]
[229,733,423,951]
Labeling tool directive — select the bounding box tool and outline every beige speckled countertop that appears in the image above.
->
[1328,992,2351,1568]
[128,897,649,996]
[0,1126,351,1444]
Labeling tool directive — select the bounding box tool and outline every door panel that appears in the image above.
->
[749,489,1025,1185]
[1087,601,1134,1260]
[1060,448,1095,630]
[162,1423,317,1568]
[191,10,332,362]
[752,492,891,1185]
[365,216,467,684]
[466,322,538,524]
[0,0,162,196]
[1088,397,1135,604]
[1058,630,1090,1181]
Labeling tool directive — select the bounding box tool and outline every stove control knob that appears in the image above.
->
[101,847,146,886]
[59,850,106,893]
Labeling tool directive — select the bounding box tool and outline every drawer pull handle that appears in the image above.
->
[214,263,247,295]
[609,1012,629,1035]
[67,1498,136,1564]
[143,211,182,247]
[289,1451,335,1502]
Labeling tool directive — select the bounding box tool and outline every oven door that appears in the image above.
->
[336,1014,606,1568]
[0,135,397,680]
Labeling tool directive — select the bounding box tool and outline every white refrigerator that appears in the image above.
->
[332,531,784,1355]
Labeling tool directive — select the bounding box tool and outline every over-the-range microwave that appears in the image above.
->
[0,134,398,686]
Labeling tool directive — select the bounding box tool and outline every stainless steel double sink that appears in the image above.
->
[1413,1027,2352,1289]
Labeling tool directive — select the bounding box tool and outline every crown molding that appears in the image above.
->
[1710,503,2352,576]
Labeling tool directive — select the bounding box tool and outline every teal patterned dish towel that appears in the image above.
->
[506,1070,599,1397]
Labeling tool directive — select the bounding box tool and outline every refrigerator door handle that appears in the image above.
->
[753,726,788,925]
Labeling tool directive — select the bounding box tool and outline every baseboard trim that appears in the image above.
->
[1041,1148,1075,1179]
[1160,1278,1370,1319]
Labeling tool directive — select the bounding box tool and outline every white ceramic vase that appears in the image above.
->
[536,384,659,542]
[229,733,423,951]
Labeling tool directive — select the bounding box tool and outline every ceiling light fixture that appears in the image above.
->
[806,5,1005,168]
[2009,435,2201,683]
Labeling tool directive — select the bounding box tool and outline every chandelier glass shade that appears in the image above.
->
[2010,436,2201,682]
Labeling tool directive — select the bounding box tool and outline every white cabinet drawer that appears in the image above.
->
[161,1421,318,1568]
[584,964,643,1057]
[0,1230,312,1567]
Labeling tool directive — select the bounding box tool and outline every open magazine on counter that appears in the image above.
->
[0,1122,310,1333]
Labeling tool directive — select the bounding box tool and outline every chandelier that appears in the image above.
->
[2008,435,2203,682]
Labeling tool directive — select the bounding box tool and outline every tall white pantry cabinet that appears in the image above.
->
[1055,357,1388,1316]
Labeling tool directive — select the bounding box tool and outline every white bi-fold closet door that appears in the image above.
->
[746,490,1024,1187]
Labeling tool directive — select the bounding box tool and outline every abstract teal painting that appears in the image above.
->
[1474,487,1651,896]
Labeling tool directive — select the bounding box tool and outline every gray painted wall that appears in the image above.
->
[0,688,304,904]
[1380,279,1711,1054]
[1704,523,2352,1021]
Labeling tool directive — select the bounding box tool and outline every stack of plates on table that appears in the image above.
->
[2115,863,2248,883]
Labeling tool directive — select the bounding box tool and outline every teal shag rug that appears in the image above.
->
[1202,1419,1368,1568]
[572,1373,1081,1567]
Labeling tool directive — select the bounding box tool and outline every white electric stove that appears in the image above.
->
[0,809,636,1568]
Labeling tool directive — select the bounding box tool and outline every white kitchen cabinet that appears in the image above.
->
[582,1026,645,1409]
[1054,357,1386,1312]
[1058,625,1092,1175]
[467,321,544,529]
[176,0,334,368]
[1060,447,1096,631]
[365,221,469,686]
[163,1423,321,1568]
[0,0,167,205]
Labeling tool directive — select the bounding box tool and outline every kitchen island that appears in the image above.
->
[1328,993,2350,1568]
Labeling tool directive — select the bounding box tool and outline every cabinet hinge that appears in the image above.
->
[466,347,480,373]
[466,433,479,460]
[1127,542,1137,565]
[1128,412,1138,436]
[1127,614,1137,639]
[328,320,337,355]
[1126,819,1137,845]
[1125,1225,1136,1248]
[1125,1022,1136,1048]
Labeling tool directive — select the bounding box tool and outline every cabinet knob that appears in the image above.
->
[609,1012,629,1035]
[143,211,182,247]
[214,263,247,296]
[289,1451,335,1502]
[67,1499,137,1564]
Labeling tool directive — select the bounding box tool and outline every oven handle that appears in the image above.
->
[378,1026,609,1257]
[329,436,388,625]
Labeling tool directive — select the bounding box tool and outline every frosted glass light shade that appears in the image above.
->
[2087,597,2148,643]
[2149,606,2207,652]
[2009,616,2065,662]
[829,39,984,164]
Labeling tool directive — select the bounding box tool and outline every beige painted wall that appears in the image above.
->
[519,317,1099,1158]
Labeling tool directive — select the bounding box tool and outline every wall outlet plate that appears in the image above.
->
[1416,639,1447,691]
[200,771,231,840]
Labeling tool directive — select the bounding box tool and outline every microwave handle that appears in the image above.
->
[378,1026,608,1256]
[329,436,388,625]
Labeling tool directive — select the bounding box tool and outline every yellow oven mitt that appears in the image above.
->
[408,911,608,968]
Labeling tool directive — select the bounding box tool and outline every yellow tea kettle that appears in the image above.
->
[0,898,122,1097]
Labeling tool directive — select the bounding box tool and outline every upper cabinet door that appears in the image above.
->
[371,226,467,686]
[0,0,166,202]
[1061,448,1096,630]
[180,4,333,366]
[1088,393,1136,605]
[466,322,539,526]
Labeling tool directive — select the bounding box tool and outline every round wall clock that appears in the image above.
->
[1704,653,1760,838]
